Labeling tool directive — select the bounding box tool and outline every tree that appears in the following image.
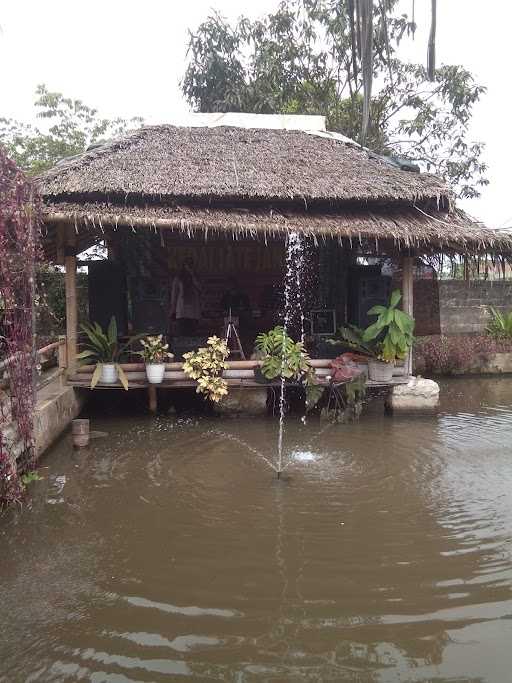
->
[0,84,143,175]
[182,0,487,199]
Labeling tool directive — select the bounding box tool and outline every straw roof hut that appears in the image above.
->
[37,118,512,259]
[35,115,512,380]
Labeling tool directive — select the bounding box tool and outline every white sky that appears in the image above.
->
[1,1,510,227]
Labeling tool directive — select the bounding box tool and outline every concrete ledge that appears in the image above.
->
[217,387,268,416]
[35,381,86,456]
[386,377,440,414]
[455,352,512,375]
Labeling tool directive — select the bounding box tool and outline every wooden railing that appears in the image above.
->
[36,337,67,371]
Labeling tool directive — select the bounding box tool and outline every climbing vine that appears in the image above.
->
[0,146,40,506]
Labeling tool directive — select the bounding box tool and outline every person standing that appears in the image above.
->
[169,258,202,336]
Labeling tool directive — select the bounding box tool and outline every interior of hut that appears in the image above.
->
[84,230,433,360]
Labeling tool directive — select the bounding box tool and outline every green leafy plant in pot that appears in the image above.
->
[363,289,415,381]
[254,326,323,409]
[136,335,174,384]
[76,316,139,390]
[328,290,415,382]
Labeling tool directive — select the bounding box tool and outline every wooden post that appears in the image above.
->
[64,227,78,375]
[148,385,158,413]
[402,255,414,377]
[58,335,68,370]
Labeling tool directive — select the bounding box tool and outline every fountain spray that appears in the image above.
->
[276,232,306,478]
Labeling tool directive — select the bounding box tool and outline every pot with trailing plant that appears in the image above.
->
[254,326,324,410]
[136,335,174,384]
[329,290,415,382]
[76,316,140,390]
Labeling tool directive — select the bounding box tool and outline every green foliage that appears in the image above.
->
[255,326,323,409]
[20,471,43,487]
[76,316,140,390]
[0,84,143,175]
[35,265,88,345]
[363,289,415,362]
[182,336,229,403]
[136,335,174,364]
[255,326,310,380]
[182,1,487,197]
[328,323,378,357]
[485,307,512,340]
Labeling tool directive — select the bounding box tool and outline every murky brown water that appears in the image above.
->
[2,378,512,682]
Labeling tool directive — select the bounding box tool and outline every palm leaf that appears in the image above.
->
[90,363,102,388]
[107,316,117,345]
[76,349,98,364]
[362,320,385,341]
[389,289,401,308]
[367,304,387,316]
[116,364,129,391]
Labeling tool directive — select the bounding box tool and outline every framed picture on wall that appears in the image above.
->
[310,309,337,336]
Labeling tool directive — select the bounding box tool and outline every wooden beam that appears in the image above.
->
[64,227,78,375]
[402,255,414,376]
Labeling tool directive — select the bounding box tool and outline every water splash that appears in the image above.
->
[208,429,277,472]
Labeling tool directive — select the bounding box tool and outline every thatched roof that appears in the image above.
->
[36,121,512,256]
[38,124,448,206]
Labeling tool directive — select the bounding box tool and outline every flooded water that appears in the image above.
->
[2,377,512,682]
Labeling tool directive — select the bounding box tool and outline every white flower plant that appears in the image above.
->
[136,335,174,364]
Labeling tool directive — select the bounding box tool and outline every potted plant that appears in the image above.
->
[254,326,323,409]
[76,316,139,390]
[136,335,174,384]
[182,336,229,402]
[329,290,415,382]
[363,289,414,381]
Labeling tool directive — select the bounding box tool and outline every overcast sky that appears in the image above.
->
[2,1,510,227]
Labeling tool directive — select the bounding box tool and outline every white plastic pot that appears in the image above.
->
[367,359,394,382]
[100,363,118,384]
[146,363,165,384]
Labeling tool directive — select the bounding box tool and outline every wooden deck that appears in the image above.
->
[67,360,411,391]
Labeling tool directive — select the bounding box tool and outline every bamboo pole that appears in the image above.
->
[402,255,414,376]
[75,358,333,374]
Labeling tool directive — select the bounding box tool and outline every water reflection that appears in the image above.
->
[1,378,512,681]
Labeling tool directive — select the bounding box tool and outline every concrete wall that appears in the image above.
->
[34,380,85,456]
[439,280,512,335]
[391,275,440,336]
[1,376,85,480]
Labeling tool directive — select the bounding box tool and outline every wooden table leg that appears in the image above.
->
[148,385,157,413]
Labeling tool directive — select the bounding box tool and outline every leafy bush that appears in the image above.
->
[183,336,229,403]
[486,307,512,340]
[255,326,310,380]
